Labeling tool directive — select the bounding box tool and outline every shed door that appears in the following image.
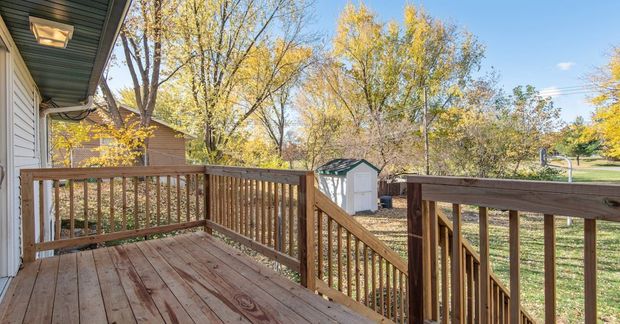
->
[353,172,372,212]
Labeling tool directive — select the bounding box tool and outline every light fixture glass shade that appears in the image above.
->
[29,17,74,48]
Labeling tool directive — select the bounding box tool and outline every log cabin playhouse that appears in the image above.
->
[1,165,617,323]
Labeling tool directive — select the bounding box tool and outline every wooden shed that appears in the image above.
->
[317,159,379,214]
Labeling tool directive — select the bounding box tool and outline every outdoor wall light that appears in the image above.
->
[29,16,74,48]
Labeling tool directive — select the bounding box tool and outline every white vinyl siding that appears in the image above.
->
[10,58,41,275]
[0,16,42,276]
[13,68,37,164]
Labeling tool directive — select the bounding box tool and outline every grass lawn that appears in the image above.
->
[564,169,620,183]
[553,157,620,169]
[355,198,620,323]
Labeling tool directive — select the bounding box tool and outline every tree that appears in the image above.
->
[401,6,484,174]
[504,85,561,173]
[100,0,185,164]
[50,120,92,167]
[296,4,483,175]
[81,113,156,167]
[253,42,314,156]
[429,78,562,178]
[296,63,347,170]
[172,0,314,163]
[555,117,600,165]
[590,47,620,159]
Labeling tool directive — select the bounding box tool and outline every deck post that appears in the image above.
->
[204,168,212,234]
[21,171,36,262]
[407,182,425,323]
[298,171,316,290]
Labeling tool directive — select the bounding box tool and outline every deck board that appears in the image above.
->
[108,246,165,323]
[0,260,40,324]
[147,239,249,323]
[52,254,79,324]
[77,251,108,323]
[92,248,136,324]
[190,232,371,323]
[23,256,58,323]
[135,240,224,323]
[0,232,371,324]
[124,244,195,323]
[172,235,315,323]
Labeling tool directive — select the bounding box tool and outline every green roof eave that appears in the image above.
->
[317,159,380,175]
[0,0,131,107]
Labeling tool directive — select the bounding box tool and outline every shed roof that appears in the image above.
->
[316,159,380,175]
[0,0,130,106]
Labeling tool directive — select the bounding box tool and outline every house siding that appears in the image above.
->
[55,107,187,167]
[1,15,43,277]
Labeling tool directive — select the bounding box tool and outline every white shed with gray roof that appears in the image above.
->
[316,159,379,215]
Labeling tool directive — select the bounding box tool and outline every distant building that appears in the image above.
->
[317,159,379,214]
[53,105,194,167]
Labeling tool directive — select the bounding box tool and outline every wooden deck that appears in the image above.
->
[0,232,371,324]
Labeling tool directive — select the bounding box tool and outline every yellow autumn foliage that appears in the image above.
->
[591,47,620,159]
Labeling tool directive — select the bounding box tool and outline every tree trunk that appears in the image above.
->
[576,155,580,166]
[99,77,125,129]
[423,87,430,175]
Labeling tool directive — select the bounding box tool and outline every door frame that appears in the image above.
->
[0,35,10,277]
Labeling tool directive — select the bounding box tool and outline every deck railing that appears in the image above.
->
[21,165,410,322]
[21,166,208,262]
[202,166,315,287]
[406,176,620,324]
[314,190,409,323]
[28,166,608,323]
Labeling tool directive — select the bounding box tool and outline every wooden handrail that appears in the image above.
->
[21,166,209,261]
[406,175,616,324]
[22,165,207,180]
[202,168,318,287]
[314,189,408,323]
[315,191,407,273]
[435,208,537,323]
[408,175,620,221]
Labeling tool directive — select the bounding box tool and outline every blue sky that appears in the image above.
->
[109,1,620,123]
